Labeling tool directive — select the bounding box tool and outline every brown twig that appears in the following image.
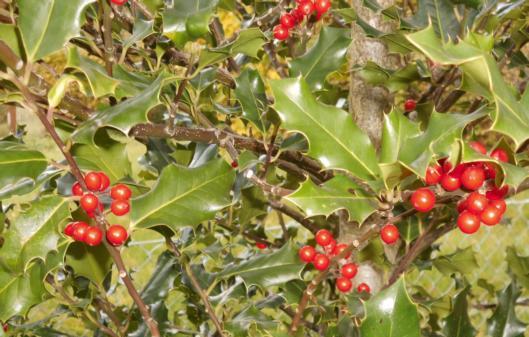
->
[269,200,318,234]
[130,0,154,20]
[264,42,288,78]
[209,17,240,73]
[100,0,115,76]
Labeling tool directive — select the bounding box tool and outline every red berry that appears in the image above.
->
[312,253,330,271]
[480,206,502,226]
[64,222,76,237]
[466,192,489,214]
[425,165,443,185]
[80,193,99,213]
[491,149,509,163]
[404,99,416,112]
[457,199,468,213]
[357,282,370,293]
[380,224,399,244]
[440,173,461,192]
[292,7,305,23]
[84,227,103,246]
[111,200,130,216]
[469,141,487,155]
[98,172,110,191]
[231,161,239,168]
[457,211,480,234]
[72,221,89,242]
[484,162,497,179]
[490,199,506,214]
[486,185,509,200]
[341,263,358,279]
[411,188,436,212]
[273,24,289,41]
[314,0,331,13]
[256,242,268,249]
[324,238,336,255]
[110,184,132,201]
[84,172,102,192]
[315,229,333,246]
[460,166,486,191]
[298,1,315,16]
[111,0,127,5]
[280,13,296,29]
[336,277,352,292]
[3,323,7,332]
[106,225,129,246]
[299,245,316,262]
[333,243,350,258]
[71,182,83,196]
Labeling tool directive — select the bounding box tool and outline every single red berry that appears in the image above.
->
[231,161,239,168]
[341,263,358,279]
[480,206,502,226]
[98,172,110,191]
[111,0,127,5]
[314,0,331,13]
[357,282,371,293]
[466,192,489,214]
[457,211,480,234]
[440,173,461,192]
[84,227,103,246]
[404,99,416,112]
[312,253,330,271]
[336,277,352,292]
[64,222,76,237]
[425,165,443,185]
[80,193,99,213]
[280,13,296,29]
[106,225,129,246]
[298,0,315,16]
[111,200,130,216]
[273,24,290,41]
[333,243,351,258]
[380,224,399,244]
[72,221,90,242]
[490,199,507,214]
[315,229,333,246]
[3,323,7,332]
[71,182,83,196]
[110,184,132,201]
[84,172,102,192]
[491,149,509,163]
[460,166,486,191]
[486,185,509,200]
[299,245,316,262]
[256,242,268,249]
[484,162,497,180]
[411,188,436,212]
[469,141,487,155]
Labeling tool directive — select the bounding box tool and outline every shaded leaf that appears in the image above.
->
[506,247,529,291]
[487,282,525,337]
[433,247,479,276]
[408,0,460,40]
[234,68,269,131]
[0,23,23,57]
[225,305,277,336]
[443,287,476,337]
[120,19,155,63]
[65,242,112,285]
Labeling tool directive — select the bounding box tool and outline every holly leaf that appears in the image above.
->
[432,247,479,276]
[505,247,529,291]
[270,78,380,181]
[0,196,70,273]
[0,23,23,57]
[290,27,352,91]
[487,282,526,337]
[72,141,131,182]
[408,0,460,40]
[17,0,95,61]
[65,242,112,285]
[225,306,277,336]
[234,68,269,132]
[443,287,476,337]
[286,175,376,224]
[216,243,304,288]
[0,142,47,200]
[140,251,180,304]
[406,27,529,149]
[360,278,421,337]
[120,19,155,63]
[131,159,235,231]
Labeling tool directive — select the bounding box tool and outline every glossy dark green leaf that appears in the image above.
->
[140,251,179,304]
[18,0,95,61]
[409,0,460,40]
[225,305,277,336]
[270,78,380,181]
[290,27,352,91]
[72,141,131,182]
[65,242,112,285]
[443,287,476,337]
[487,282,526,337]
[239,187,268,225]
[131,159,235,231]
[358,62,423,92]
[234,68,269,131]
[360,278,421,337]
[217,243,304,288]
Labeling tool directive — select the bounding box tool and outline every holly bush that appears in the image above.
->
[1,0,529,336]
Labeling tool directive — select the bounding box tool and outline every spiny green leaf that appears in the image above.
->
[72,141,132,182]
[360,278,421,337]
[234,68,269,131]
[120,19,155,64]
[270,78,380,181]
[408,0,460,40]
[216,243,304,288]
[65,242,112,285]
[487,282,525,337]
[286,175,376,224]
[225,305,277,336]
[131,159,235,231]
[290,27,352,91]
[358,62,424,92]
[443,287,476,337]
[0,196,70,273]
[18,0,95,61]
[505,247,529,291]
[433,247,479,276]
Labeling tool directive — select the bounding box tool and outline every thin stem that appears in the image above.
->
[100,0,114,76]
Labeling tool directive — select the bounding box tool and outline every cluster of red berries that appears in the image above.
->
[412,141,509,234]
[298,230,371,294]
[273,0,331,41]
[67,172,131,246]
